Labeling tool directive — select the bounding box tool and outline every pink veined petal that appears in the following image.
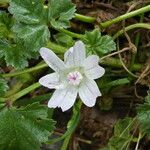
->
[64,41,86,66]
[39,73,63,89]
[64,47,74,67]
[83,55,105,79]
[79,78,101,107]
[58,87,78,112]
[48,90,62,109]
[40,47,65,72]
[48,87,78,112]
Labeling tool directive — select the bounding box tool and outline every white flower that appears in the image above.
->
[39,41,105,111]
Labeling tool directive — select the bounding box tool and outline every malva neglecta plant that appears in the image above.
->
[0,0,150,149]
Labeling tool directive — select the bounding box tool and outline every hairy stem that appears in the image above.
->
[113,23,150,39]
[100,5,150,28]
[47,101,82,144]
[100,57,142,71]
[0,0,9,6]
[2,63,47,78]
[130,14,144,70]
[61,134,72,150]
[75,13,96,23]
[58,28,84,39]
[47,41,66,53]
[6,82,40,103]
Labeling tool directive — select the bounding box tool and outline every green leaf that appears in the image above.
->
[48,0,76,29]
[54,33,74,47]
[0,11,13,39]
[103,117,135,150]
[5,46,29,69]
[7,0,50,69]
[0,12,28,69]
[84,29,116,56]
[0,76,8,96]
[0,39,29,69]
[9,0,50,52]
[12,23,50,52]
[0,103,55,150]
[8,0,47,24]
[137,91,150,136]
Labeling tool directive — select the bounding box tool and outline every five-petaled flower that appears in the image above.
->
[39,41,105,111]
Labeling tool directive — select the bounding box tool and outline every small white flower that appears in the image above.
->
[39,41,105,111]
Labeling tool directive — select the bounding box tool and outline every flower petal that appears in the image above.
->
[83,55,105,79]
[40,47,65,72]
[64,47,74,66]
[79,78,101,107]
[48,87,77,111]
[64,41,86,66]
[39,73,64,89]
[58,87,78,111]
[48,90,62,109]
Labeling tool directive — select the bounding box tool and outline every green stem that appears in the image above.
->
[100,5,150,28]
[113,23,150,39]
[58,28,84,39]
[16,93,51,106]
[0,0,9,6]
[47,101,82,144]
[4,82,23,97]
[61,134,72,150]
[75,13,96,23]
[2,63,48,78]
[0,0,9,3]
[130,14,144,70]
[100,78,130,88]
[6,82,40,103]
[46,41,66,53]
[100,57,142,71]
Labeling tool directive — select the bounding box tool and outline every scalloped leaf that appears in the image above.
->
[84,29,116,56]
[0,103,55,150]
[48,0,76,29]
[137,91,150,136]
[0,76,8,96]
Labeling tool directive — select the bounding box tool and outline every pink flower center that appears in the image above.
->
[67,71,83,85]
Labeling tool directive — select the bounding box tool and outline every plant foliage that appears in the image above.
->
[0,0,75,69]
[48,0,76,29]
[84,29,116,56]
[137,91,150,136]
[103,117,136,150]
[0,103,55,150]
[0,76,8,96]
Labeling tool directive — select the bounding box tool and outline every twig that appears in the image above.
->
[54,130,92,145]
[113,23,150,40]
[135,65,150,84]
[135,132,142,150]
[101,47,130,60]
[117,40,138,78]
